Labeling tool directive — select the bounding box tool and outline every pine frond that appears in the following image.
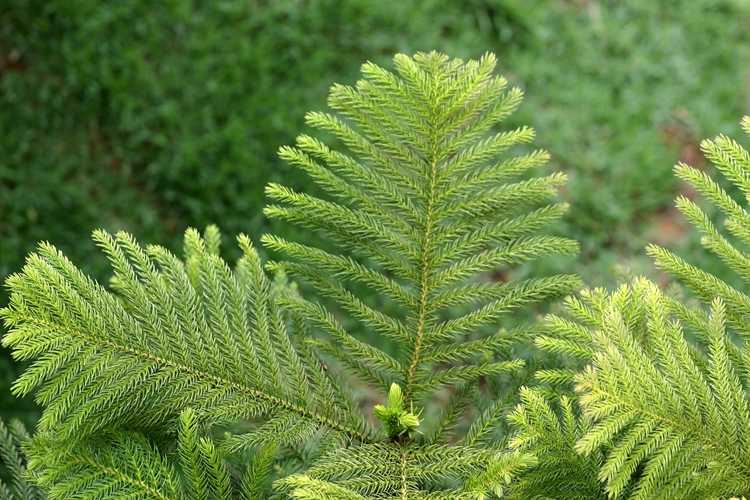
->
[527,115,750,498]
[568,280,750,499]
[263,50,579,412]
[1,227,370,446]
[277,475,368,500]
[507,387,604,499]
[0,418,44,499]
[461,450,538,499]
[647,116,750,338]
[239,443,276,500]
[178,409,232,500]
[27,432,181,499]
[24,409,249,500]
[2,50,586,500]
[275,441,526,499]
[534,281,650,387]
[427,384,474,445]
[463,398,506,448]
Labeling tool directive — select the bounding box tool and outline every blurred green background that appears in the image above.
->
[2,0,749,420]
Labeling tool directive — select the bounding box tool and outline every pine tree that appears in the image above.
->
[0,51,578,498]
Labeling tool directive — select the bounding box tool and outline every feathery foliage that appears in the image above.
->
[532,278,750,499]
[10,48,750,500]
[8,47,750,499]
[265,51,578,498]
[2,225,368,446]
[263,50,579,408]
[23,409,245,499]
[501,118,750,499]
[648,116,750,337]
[29,431,182,499]
[526,121,750,496]
[277,442,537,499]
[0,225,374,498]
[0,418,43,499]
[1,51,580,499]
[507,387,604,499]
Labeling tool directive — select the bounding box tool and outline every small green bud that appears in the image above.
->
[374,383,421,440]
[387,383,404,409]
[373,404,388,420]
[397,411,420,430]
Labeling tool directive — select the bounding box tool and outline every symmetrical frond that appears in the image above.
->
[1,226,369,447]
[263,51,579,410]
[1,51,586,500]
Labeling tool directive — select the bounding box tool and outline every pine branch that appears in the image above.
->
[0,419,44,500]
[576,286,750,498]
[265,51,579,415]
[276,441,517,498]
[24,408,254,500]
[27,432,180,500]
[239,443,276,500]
[649,119,750,340]
[507,388,604,499]
[1,228,371,447]
[2,50,587,500]
[178,409,232,499]
[538,278,750,498]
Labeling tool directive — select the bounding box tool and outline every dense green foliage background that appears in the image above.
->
[2,0,749,421]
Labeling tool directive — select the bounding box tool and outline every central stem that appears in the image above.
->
[404,144,440,403]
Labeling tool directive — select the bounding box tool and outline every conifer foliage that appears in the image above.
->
[264,51,579,405]
[8,50,750,499]
[515,117,750,499]
[0,418,43,499]
[1,52,577,498]
[528,277,750,498]
[1,226,368,498]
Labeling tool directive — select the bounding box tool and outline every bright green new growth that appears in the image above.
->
[0,227,368,498]
[648,116,750,338]
[0,52,576,499]
[262,51,579,497]
[373,384,421,441]
[1,225,367,442]
[528,278,750,499]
